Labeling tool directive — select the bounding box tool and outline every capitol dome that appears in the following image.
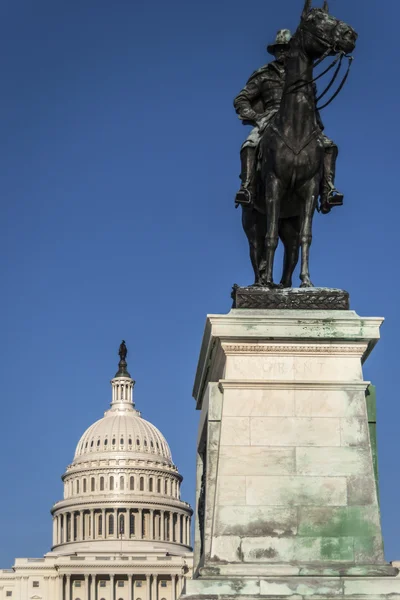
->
[74,407,172,464]
[51,342,192,554]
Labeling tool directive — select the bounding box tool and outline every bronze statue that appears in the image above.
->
[234,0,357,288]
[119,340,127,362]
[115,340,131,378]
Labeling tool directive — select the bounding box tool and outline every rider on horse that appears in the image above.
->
[234,29,342,214]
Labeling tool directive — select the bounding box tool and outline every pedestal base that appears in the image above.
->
[189,308,399,599]
[183,568,400,600]
[231,287,350,310]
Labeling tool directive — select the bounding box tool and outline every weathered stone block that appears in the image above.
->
[219,446,295,476]
[340,417,369,447]
[220,417,250,446]
[347,475,378,506]
[210,535,242,563]
[216,476,246,506]
[223,388,295,417]
[250,417,340,447]
[259,577,344,596]
[294,389,366,418]
[215,506,297,537]
[344,577,400,595]
[298,506,381,538]
[354,535,385,563]
[296,447,370,476]
[246,476,347,506]
[186,576,261,596]
[241,536,354,563]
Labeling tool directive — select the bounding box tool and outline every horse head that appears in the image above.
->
[298,0,357,59]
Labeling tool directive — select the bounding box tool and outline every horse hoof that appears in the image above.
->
[300,282,314,288]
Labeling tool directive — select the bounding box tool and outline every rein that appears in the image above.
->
[285,25,354,110]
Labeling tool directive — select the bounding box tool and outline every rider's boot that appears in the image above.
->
[235,146,256,208]
[320,145,344,214]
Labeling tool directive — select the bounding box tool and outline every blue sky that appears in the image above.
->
[1,0,400,566]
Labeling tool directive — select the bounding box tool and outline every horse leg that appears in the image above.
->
[279,216,300,288]
[242,206,265,286]
[299,180,318,288]
[263,175,282,287]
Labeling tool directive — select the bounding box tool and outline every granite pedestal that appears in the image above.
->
[183,303,400,599]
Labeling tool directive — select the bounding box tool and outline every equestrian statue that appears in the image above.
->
[234,0,357,288]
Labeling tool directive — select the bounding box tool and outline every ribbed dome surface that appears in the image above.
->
[74,410,172,463]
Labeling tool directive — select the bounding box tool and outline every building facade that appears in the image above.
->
[0,347,193,600]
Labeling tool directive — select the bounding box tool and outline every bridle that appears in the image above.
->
[286,19,354,110]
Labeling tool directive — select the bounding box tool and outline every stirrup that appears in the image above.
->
[326,188,344,207]
[235,188,252,208]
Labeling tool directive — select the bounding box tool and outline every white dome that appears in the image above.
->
[74,410,172,463]
[51,345,192,555]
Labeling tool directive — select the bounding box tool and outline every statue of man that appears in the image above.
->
[234,29,343,213]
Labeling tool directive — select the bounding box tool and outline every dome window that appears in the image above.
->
[156,442,159,449]
[97,440,100,447]
[136,439,140,445]
[144,440,148,447]
[149,478,153,492]
[112,439,116,446]
[85,442,88,448]
[150,441,154,448]
[100,477,104,491]
[120,438,124,445]
[98,514,103,536]
[109,514,114,535]
[130,512,135,535]
[120,476,124,490]
[90,441,94,448]
[104,439,108,446]
[110,476,114,491]
[140,477,144,491]
[130,476,134,490]
[128,438,132,445]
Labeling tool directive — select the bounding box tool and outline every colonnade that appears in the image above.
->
[54,509,191,547]
[58,573,185,600]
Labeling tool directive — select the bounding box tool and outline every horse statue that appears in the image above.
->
[241,0,357,288]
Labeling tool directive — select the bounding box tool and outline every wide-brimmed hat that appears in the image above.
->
[267,29,292,55]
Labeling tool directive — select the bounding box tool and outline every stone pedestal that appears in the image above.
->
[184,308,400,599]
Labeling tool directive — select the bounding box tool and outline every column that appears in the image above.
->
[186,517,190,545]
[146,575,151,600]
[44,576,49,599]
[149,510,154,540]
[138,509,143,539]
[81,511,85,540]
[177,514,181,544]
[110,574,115,600]
[102,508,106,538]
[72,512,76,542]
[84,575,89,600]
[90,575,95,600]
[128,574,133,600]
[58,515,62,545]
[152,575,158,600]
[160,511,165,541]
[90,509,95,539]
[58,575,64,600]
[66,575,71,600]
[169,512,173,542]
[171,575,176,600]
